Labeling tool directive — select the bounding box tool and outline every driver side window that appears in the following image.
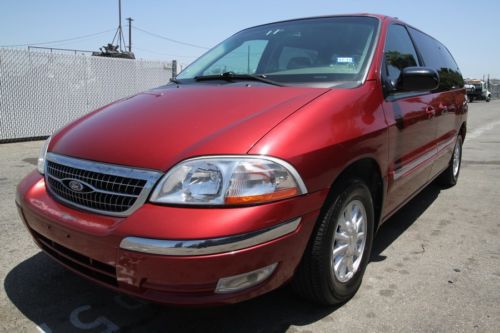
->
[384,24,419,89]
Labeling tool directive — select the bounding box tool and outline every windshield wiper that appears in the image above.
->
[170,78,182,84]
[194,72,283,86]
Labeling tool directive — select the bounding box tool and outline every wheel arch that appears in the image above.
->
[324,157,385,232]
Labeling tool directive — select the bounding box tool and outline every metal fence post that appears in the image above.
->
[172,60,177,78]
[0,50,3,137]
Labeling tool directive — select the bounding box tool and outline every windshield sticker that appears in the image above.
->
[337,57,353,63]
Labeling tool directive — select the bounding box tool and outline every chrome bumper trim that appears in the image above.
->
[119,217,301,256]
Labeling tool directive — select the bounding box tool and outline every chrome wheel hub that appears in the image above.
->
[453,140,461,177]
[331,199,367,283]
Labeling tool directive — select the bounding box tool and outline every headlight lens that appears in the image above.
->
[37,136,51,174]
[150,156,306,205]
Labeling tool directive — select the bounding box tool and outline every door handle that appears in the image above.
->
[441,105,454,114]
[439,103,449,113]
[426,106,436,118]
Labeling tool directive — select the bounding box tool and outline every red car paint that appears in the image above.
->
[16,14,467,305]
[50,86,329,171]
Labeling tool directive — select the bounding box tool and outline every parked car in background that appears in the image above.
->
[16,14,467,306]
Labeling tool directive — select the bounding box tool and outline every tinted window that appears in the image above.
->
[438,45,464,89]
[383,24,419,88]
[408,28,464,90]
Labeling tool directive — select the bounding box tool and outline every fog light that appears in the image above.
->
[215,263,278,294]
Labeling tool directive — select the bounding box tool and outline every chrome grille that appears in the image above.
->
[45,153,163,217]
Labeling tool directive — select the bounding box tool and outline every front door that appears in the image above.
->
[380,24,438,216]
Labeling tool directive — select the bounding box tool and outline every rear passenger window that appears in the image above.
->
[408,28,464,90]
[384,24,419,88]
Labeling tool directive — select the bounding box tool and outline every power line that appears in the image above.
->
[133,26,209,49]
[0,29,115,48]
[27,33,113,48]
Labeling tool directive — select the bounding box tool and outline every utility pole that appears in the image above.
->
[118,0,123,50]
[126,17,133,52]
[110,0,126,51]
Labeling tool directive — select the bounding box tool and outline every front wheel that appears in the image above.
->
[291,178,374,305]
[437,135,463,187]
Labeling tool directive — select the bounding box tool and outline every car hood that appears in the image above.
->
[51,84,328,171]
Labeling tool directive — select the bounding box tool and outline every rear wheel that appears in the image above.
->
[291,178,374,305]
[437,135,462,187]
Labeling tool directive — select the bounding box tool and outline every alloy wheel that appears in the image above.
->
[331,199,367,283]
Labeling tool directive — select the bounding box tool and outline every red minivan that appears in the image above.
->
[16,14,467,306]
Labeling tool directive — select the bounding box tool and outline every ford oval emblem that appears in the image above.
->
[68,180,84,192]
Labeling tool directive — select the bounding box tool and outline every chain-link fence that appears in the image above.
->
[489,82,500,99]
[0,48,173,141]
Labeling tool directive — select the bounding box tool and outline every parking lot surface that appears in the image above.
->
[1,100,500,333]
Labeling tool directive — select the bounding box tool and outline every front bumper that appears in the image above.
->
[16,170,327,305]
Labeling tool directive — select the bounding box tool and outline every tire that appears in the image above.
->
[469,97,474,102]
[437,135,463,187]
[291,178,374,305]
[486,96,491,102]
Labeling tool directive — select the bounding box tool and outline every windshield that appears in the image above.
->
[177,16,379,87]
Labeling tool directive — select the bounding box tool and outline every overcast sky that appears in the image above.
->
[1,0,499,78]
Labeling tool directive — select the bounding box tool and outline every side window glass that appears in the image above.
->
[408,28,464,90]
[384,25,419,88]
[437,44,465,89]
[408,28,443,70]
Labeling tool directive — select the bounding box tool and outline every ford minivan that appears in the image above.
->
[16,14,467,305]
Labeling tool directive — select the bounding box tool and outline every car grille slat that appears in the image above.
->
[45,153,163,217]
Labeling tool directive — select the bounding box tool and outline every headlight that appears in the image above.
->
[37,136,51,174]
[149,156,307,205]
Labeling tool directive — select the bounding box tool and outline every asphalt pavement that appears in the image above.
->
[1,100,499,333]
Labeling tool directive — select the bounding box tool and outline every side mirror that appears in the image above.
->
[397,67,439,92]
